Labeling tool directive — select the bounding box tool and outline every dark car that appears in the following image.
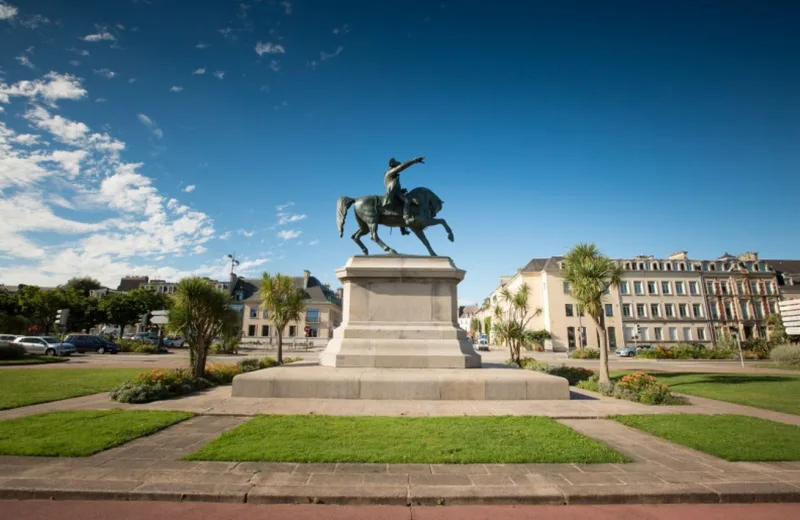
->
[64,334,119,354]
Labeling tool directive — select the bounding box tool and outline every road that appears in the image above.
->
[1,501,798,520]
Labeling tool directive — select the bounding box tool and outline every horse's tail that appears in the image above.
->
[336,196,356,237]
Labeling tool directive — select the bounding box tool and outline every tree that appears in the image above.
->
[64,276,103,297]
[530,329,553,349]
[491,283,543,365]
[128,287,172,328]
[99,292,146,338]
[765,313,789,345]
[63,290,105,333]
[17,286,67,334]
[483,316,491,341]
[562,243,623,385]
[258,272,307,364]
[168,277,235,378]
[481,297,490,310]
[469,317,481,339]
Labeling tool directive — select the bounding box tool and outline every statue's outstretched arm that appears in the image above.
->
[386,156,425,178]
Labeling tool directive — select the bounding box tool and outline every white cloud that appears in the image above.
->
[277,229,301,240]
[25,106,89,143]
[332,24,350,35]
[255,42,285,56]
[0,71,87,106]
[137,113,163,139]
[277,212,307,225]
[182,184,195,193]
[193,67,205,75]
[93,68,116,79]
[321,46,344,61]
[218,231,231,240]
[10,133,39,145]
[69,60,80,66]
[95,98,107,103]
[196,42,210,49]
[115,23,125,30]
[169,86,183,92]
[308,239,319,246]
[212,71,225,80]
[192,245,206,255]
[275,201,294,211]
[0,1,18,20]
[280,1,292,15]
[83,31,115,42]
[238,229,255,238]
[16,55,35,69]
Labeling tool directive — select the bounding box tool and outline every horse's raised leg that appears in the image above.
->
[412,228,437,256]
[414,217,455,242]
[351,217,370,255]
[369,224,398,254]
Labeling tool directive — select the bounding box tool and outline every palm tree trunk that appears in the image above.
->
[119,324,125,338]
[276,326,284,364]
[192,340,207,379]
[595,315,610,384]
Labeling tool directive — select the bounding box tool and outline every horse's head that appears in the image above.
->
[428,193,444,217]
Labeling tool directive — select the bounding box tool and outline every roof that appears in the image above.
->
[764,260,800,285]
[117,277,149,292]
[520,257,563,273]
[459,305,479,317]
[234,274,342,308]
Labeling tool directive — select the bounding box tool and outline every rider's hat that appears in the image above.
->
[388,158,401,168]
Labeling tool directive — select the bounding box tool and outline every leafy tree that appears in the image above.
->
[481,297,490,310]
[530,329,553,348]
[483,317,491,340]
[128,287,172,327]
[491,283,543,365]
[167,277,235,378]
[258,272,307,364]
[99,292,146,338]
[562,243,623,385]
[469,317,481,338]
[17,286,68,334]
[765,313,789,345]
[64,291,105,333]
[64,276,103,297]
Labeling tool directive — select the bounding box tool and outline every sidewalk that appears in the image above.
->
[1,415,799,505]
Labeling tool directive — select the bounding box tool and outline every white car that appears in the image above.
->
[13,336,76,356]
[164,336,185,347]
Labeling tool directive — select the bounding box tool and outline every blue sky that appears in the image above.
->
[1,1,799,304]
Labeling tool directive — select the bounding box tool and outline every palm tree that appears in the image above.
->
[258,272,307,364]
[562,243,623,385]
[491,282,542,365]
[168,277,235,379]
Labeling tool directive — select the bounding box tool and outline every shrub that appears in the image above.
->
[0,342,26,360]
[578,371,686,405]
[134,344,159,354]
[770,344,800,367]
[237,358,261,372]
[570,348,600,359]
[205,363,242,384]
[116,339,137,352]
[741,338,771,359]
[616,373,660,394]
[541,365,595,386]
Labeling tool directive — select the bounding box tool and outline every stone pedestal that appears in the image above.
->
[318,255,481,369]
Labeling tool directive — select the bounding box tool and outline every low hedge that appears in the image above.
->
[570,348,601,359]
[636,344,737,360]
[770,344,800,368]
[0,342,26,360]
[117,339,159,354]
[577,372,687,405]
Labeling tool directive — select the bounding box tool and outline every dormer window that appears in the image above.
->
[679,263,685,271]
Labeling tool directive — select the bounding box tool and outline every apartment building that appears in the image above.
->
[479,251,784,350]
[235,270,343,343]
[765,259,800,301]
[458,305,479,336]
[142,278,230,295]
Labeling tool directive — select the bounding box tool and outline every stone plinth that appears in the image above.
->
[231,366,570,400]
[318,255,481,369]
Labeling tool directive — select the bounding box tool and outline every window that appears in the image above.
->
[624,326,635,341]
[622,303,632,317]
[249,307,258,318]
[682,327,692,341]
[736,282,744,295]
[307,327,319,338]
[666,263,673,271]
[668,327,677,341]
[706,281,715,294]
[661,281,671,294]
[709,264,716,271]
[579,327,587,348]
[620,281,629,294]
[608,327,617,348]
[247,325,256,337]
[634,281,643,295]
[263,310,269,319]
[235,291,244,301]
[755,304,764,319]
[636,303,646,317]
[604,304,613,317]
[689,281,698,295]
[639,327,649,340]
[769,301,777,314]
[653,262,660,271]
[692,304,702,318]
[654,327,663,340]
[740,302,749,320]
[289,325,297,337]
[647,281,657,295]
[679,303,688,318]
[261,325,269,337]
[567,327,576,349]
[306,308,320,323]
[563,281,570,294]
[624,263,631,270]
[697,327,706,341]
[724,302,733,320]
[679,263,686,271]
[565,304,574,317]
[650,303,660,317]
[675,281,685,295]
[766,283,774,295]
[665,303,675,317]
[720,281,729,295]
[750,281,759,295]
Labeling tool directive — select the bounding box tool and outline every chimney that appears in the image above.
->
[303,270,310,290]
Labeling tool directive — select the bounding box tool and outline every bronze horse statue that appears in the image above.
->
[336,187,455,256]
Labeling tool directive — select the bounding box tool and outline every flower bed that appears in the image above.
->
[577,372,687,405]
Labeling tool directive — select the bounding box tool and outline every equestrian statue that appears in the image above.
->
[336,155,455,256]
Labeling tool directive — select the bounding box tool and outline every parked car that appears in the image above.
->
[0,334,21,343]
[13,336,76,357]
[64,334,119,354]
[163,336,185,347]
[475,337,489,351]
[125,331,159,345]
[615,346,637,357]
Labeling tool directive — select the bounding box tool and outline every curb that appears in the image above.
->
[1,484,799,506]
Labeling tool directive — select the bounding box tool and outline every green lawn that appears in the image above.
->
[0,410,194,456]
[186,415,629,464]
[0,357,70,366]
[0,368,146,410]
[614,414,800,461]
[646,372,800,415]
